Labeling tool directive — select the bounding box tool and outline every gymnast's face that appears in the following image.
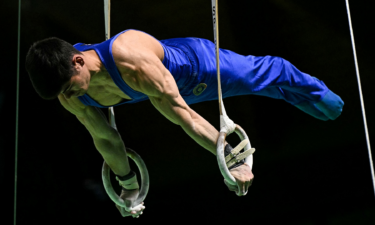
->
[61,56,90,99]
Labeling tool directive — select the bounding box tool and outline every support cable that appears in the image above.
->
[345,0,375,197]
[14,0,21,224]
[211,0,254,189]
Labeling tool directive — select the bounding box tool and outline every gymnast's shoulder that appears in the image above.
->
[112,30,164,66]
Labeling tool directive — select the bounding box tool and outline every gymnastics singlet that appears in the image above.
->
[74,29,343,121]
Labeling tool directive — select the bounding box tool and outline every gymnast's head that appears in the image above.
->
[26,37,90,100]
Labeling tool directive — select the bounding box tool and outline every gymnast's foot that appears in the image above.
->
[315,90,344,120]
[295,90,344,121]
[224,163,254,196]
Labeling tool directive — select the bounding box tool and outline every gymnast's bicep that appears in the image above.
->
[57,94,116,140]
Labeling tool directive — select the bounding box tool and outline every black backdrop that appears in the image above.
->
[1,0,375,224]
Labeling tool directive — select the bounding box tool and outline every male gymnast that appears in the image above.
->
[25,29,344,216]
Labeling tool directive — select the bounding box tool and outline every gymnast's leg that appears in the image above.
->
[253,56,344,120]
[218,51,344,120]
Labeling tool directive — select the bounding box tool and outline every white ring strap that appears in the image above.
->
[211,0,254,187]
[102,0,149,214]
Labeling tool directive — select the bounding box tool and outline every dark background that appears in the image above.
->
[2,0,375,224]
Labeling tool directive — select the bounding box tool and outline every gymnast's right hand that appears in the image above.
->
[115,188,145,218]
[224,163,254,196]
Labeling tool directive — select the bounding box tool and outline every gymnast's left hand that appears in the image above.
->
[224,163,254,196]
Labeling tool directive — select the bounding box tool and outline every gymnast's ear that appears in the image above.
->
[72,55,85,67]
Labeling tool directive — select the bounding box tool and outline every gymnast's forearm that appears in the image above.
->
[149,95,219,155]
[93,134,131,177]
[180,109,219,155]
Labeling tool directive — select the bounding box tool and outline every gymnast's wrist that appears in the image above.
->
[116,171,139,190]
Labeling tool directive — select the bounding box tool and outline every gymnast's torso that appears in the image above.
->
[74,29,222,108]
[74,29,253,108]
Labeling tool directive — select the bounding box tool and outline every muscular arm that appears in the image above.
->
[150,91,219,154]
[146,68,219,154]
[111,31,253,196]
[58,95,131,176]
[113,34,219,154]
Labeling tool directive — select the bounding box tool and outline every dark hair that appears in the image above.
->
[25,37,82,99]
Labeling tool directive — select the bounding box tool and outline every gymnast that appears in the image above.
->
[25,29,344,216]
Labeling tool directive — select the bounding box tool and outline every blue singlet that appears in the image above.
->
[74,29,343,120]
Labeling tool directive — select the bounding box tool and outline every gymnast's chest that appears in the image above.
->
[87,73,132,106]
